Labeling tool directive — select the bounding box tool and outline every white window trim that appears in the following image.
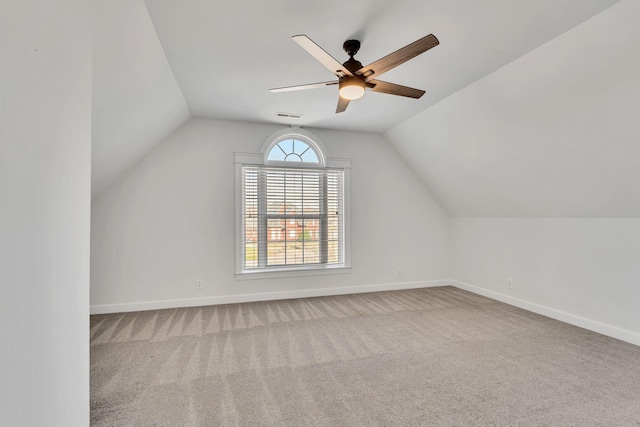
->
[234,129,351,280]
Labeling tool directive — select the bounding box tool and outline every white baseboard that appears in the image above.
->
[451,279,640,347]
[90,279,450,315]
[91,278,640,347]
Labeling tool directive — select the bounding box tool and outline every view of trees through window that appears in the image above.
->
[242,166,343,269]
[241,137,343,271]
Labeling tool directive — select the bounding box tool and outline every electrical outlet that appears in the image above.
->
[507,279,513,289]
[397,267,402,278]
[195,279,203,290]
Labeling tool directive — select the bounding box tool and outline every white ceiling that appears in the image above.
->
[387,0,640,217]
[93,0,630,213]
[142,0,620,132]
[92,0,190,195]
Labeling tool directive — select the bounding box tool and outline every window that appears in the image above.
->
[266,138,319,163]
[235,129,350,278]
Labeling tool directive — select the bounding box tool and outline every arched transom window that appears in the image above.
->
[266,138,320,164]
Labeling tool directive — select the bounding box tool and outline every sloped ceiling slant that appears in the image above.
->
[92,0,190,198]
[386,0,640,218]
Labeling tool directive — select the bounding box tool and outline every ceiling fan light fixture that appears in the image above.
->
[271,34,439,113]
[338,77,365,100]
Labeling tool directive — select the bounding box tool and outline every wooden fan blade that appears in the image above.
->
[336,96,350,113]
[356,34,439,81]
[292,35,353,77]
[368,79,425,98]
[269,81,338,93]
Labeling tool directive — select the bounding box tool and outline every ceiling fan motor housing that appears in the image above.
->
[343,58,364,74]
[342,40,364,74]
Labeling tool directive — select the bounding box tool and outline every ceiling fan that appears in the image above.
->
[269,34,439,113]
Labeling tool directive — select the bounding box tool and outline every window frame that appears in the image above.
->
[234,128,351,280]
[265,136,322,164]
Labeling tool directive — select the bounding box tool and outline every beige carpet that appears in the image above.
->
[90,286,640,426]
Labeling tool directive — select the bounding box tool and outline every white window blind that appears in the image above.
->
[242,165,344,271]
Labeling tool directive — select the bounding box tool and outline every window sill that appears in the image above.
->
[235,266,351,281]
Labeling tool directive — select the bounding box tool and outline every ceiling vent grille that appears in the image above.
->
[276,112,303,119]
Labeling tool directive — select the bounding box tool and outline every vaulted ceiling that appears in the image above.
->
[387,0,640,217]
[143,0,619,130]
[93,0,638,217]
[92,0,190,195]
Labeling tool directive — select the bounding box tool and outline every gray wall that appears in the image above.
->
[0,0,92,424]
[91,119,451,312]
